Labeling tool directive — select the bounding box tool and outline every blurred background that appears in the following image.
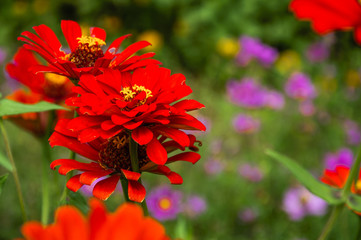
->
[1,0,361,239]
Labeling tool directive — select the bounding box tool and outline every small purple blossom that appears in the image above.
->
[324,148,353,171]
[238,163,263,182]
[236,36,278,67]
[183,195,207,218]
[285,72,317,101]
[239,207,258,223]
[299,100,316,116]
[233,114,260,134]
[146,186,182,221]
[344,120,361,145]
[306,41,329,63]
[265,90,285,110]
[204,158,225,175]
[227,78,267,108]
[282,186,328,221]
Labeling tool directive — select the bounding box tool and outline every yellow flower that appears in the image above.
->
[346,69,361,88]
[137,30,163,51]
[275,50,302,75]
[32,0,49,15]
[216,38,240,58]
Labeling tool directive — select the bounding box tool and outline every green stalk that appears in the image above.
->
[59,150,75,205]
[120,178,130,202]
[129,137,148,215]
[356,216,361,240]
[0,118,27,222]
[318,204,343,240]
[342,145,361,198]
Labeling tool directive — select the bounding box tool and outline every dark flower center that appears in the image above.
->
[43,73,69,100]
[68,36,105,68]
[98,132,149,172]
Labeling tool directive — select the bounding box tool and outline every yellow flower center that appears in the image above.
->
[77,36,106,47]
[43,73,69,100]
[120,85,153,103]
[356,180,361,192]
[45,73,68,86]
[159,198,172,210]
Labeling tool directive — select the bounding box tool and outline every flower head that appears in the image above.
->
[282,186,328,221]
[238,163,264,182]
[204,158,225,175]
[306,41,330,63]
[183,195,207,218]
[50,118,202,202]
[290,0,361,44]
[147,186,182,221]
[233,114,260,134]
[19,199,169,240]
[285,72,317,101]
[324,148,353,171]
[19,20,161,80]
[344,120,361,145]
[236,36,278,67]
[264,90,285,110]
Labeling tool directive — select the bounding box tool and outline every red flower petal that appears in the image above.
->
[167,152,201,164]
[166,171,183,184]
[128,180,146,203]
[146,138,168,165]
[79,170,113,185]
[93,175,121,200]
[61,20,82,52]
[51,159,102,175]
[66,174,84,192]
[172,99,205,111]
[90,27,106,41]
[78,128,101,143]
[121,169,141,181]
[154,127,190,147]
[131,127,153,145]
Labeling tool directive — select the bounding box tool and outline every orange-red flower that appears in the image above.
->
[19,20,161,80]
[321,165,361,215]
[50,118,201,202]
[6,47,74,102]
[290,0,361,44]
[18,199,169,240]
[64,65,205,165]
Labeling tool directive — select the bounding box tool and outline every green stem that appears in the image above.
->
[120,178,130,202]
[356,216,361,240]
[129,137,148,215]
[0,118,27,222]
[342,146,361,198]
[41,138,51,224]
[59,150,75,205]
[318,204,343,240]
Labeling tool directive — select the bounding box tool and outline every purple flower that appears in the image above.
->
[146,186,182,221]
[299,100,316,116]
[204,158,225,175]
[227,78,267,108]
[265,90,285,110]
[0,48,6,65]
[306,41,329,63]
[324,148,353,171]
[183,195,207,218]
[238,163,263,182]
[233,114,260,134]
[344,120,361,145]
[285,72,317,101]
[238,207,258,223]
[236,36,278,67]
[282,186,328,221]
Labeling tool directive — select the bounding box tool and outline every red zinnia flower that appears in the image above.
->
[64,64,205,165]
[321,165,361,215]
[6,47,74,102]
[19,199,169,240]
[290,0,361,44]
[19,20,161,80]
[49,118,202,202]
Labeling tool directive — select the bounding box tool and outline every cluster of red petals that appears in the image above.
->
[49,119,202,202]
[19,199,169,240]
[65,64,205,165]
[19,20,161,80]
[290,0,361,44]
[321,165,361,215]
[6,47,74,102]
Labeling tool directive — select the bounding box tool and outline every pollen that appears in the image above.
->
[120,85,153,105]
[98,133,149,172]
[68,36,105,68]
[159,198,172,210]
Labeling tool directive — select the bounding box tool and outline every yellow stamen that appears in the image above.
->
[356,180,361,191]
[159,198,171,210]
[119,85,153,103]
[77,35,106,47]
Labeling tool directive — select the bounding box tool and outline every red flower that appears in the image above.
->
[19,20,161,80]
[290,0,361,44]
[321,165,361,214]
[49,118,202,202]
[64,65,205,165]
[19,199,169,240]
[6,47,74,102]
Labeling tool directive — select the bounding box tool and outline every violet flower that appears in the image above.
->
[344,120,361,146]
[324,148,353,171]
[238,163,264,182]
[285,72,317,101]
[183,195,207,218]
[233,114,260,134]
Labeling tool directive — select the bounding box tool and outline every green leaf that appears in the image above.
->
[266,149,343,204]
[0,99,68,117]
[0,151,12,171]
[62,191,89,214]
[0,174,9,196]
[347,194,361,212]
